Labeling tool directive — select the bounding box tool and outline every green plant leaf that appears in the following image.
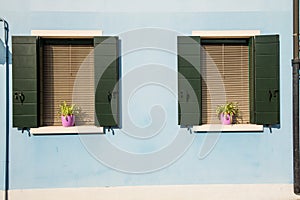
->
[216,102,239,119]
[58,101,77,116]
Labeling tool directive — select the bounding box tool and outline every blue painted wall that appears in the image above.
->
[0,0,293,190]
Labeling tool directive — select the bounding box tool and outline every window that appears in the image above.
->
[41,39,95,126]
[12,36,120,130]
[177,34,280,127]
[201,39,250,124]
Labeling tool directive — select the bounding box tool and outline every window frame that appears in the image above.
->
[40,38,95,127]
[178,30,279,132]
[12,30,121,135]
[200,38,250,124]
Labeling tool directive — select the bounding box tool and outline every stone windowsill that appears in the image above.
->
[30,126,104,135]
[193,124,264,132]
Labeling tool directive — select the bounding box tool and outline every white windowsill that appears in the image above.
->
[193,124,264,132]
[31,126,104,135]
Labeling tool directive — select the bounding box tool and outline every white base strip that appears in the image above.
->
[7,184,299,200]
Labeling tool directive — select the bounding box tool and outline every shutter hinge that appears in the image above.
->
[106,126,115,135]
[187,126,193,134]
[21,127,31,137]
[268,125,273,133]
[292,58,300,66]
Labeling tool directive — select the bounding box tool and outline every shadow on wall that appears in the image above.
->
[0,39,12,65]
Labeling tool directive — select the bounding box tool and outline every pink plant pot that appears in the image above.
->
[220,114,231,125]
[61,115,75,127]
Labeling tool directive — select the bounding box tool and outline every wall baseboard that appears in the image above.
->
[5,184,299,200]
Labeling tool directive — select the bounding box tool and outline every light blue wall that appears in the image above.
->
[0,0,293,190]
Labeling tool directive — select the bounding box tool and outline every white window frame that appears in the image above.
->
[191,30,263,132]
[30,30,104,135]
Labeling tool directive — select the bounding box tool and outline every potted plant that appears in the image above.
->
[58,101,77,127]
[216,102,239,125]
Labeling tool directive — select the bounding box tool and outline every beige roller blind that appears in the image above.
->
[201,43,249,124]
[42,43,94,126]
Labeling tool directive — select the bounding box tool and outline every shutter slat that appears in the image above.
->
[12,36,39,128]
[251,35,280,125]
[94,36,120,127]
[177,36,202,126]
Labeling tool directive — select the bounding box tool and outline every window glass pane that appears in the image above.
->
[201,42,249,124]
[42,41,94,126]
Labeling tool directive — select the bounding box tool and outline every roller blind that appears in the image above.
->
[201,42,250,124]
[42,41,94,126]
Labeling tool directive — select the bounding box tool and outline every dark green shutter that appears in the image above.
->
[177,36,201,126]
[12,36,39,128]
[250,35,280,125]
[94,36,120,127]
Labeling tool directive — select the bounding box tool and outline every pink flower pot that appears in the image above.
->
[61,115,75,127]
[220,114,231,125]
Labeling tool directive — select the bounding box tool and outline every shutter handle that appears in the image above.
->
[268,89,279,102]
[268,90,273,102]
[112,91,117,99]
[180,91,183,99]
[14,91,25,104]
[186,92,190,102]
[107,91,112,103]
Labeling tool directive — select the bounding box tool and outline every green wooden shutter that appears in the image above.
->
[177,36,201,126]
[12,36,39,128]
[94,36,120,127]
[250,35,280,125]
